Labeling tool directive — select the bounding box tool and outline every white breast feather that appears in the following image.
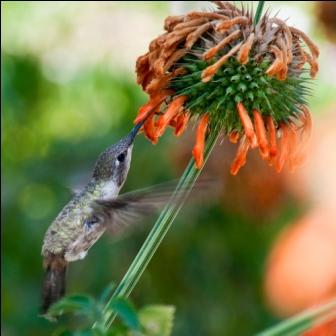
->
[101,180,119,200]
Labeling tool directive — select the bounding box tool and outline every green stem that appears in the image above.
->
[93,1,267,332]
[255,299,336,336]
[93,128,221,332]
[254,1,265,26]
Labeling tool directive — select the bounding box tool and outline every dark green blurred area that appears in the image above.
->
[2,2,333,336]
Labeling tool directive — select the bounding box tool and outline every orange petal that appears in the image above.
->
[216,16,249,33]
[236,102,257,148]
[266,46,284,78]
[202,42,242,82]
[287,124,298,172]
[237,33,255,64]
[192,114,209,169]
[169,113,179,127]
[266,116,278,157]
[228,131,240,144]
[143,113,159,144]
[134,90,172,124]
[276,123,290,173]
[174,112,190,136]
[301,105,312,140]
[253,109,270,159]
[230,136,250,175]
[156,95,188,137]
[203,30,241,60]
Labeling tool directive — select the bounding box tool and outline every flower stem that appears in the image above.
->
[93,127,221,332]
[93,2,268,332]
[255,299,336,336]
[254,1,265,26]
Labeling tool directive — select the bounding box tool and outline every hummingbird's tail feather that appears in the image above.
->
[41,254,67,316]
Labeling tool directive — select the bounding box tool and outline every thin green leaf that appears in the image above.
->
[110,297,141,331]
[53,328,103,336]
[99,283,115,305]
[48,294,97,319]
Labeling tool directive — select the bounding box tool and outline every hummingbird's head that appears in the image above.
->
[92,124,141,186]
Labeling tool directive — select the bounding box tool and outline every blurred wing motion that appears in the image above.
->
[90,179,214,235]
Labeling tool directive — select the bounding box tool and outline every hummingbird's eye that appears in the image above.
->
[84,215,99,230]
[117,151,127,162]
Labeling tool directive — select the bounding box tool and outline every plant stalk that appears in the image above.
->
[255,299,336,336]
[254,1,265,26]
[93,128,221,332]
[93,1,267,332]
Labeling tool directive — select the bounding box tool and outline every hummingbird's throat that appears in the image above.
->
[101,180,121,200]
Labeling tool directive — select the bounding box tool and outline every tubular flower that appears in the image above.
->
[134,1,319,173]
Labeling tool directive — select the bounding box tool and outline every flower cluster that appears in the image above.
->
[134,1,319,174]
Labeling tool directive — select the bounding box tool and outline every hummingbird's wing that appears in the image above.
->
[90,179,213,235]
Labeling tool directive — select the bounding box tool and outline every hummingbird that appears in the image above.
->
[41,123,159,315]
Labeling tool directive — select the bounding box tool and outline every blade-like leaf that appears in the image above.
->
[110,297,141,331]
[48,294,97,319]
[99,283,115,305]
[53,329,103,336]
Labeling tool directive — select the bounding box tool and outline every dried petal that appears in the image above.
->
[216,16,249,33]
[290,26,320,58]
[237,33,255,64]
[164,15,184,32]
[186,11,228,20]
[186,22,213,50]
[203,30,241,60]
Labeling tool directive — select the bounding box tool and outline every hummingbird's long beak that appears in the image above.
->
[129,121,145,143]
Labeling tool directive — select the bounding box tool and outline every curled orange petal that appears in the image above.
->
[156,95,187,137]
[174,112,190,136]
[230,136,250,175]
[237,33,255,64]
[143,113,159,144]
[203,30,241,60]
[134,90,173,124]
[236,102,257,148]
[266,45,284,78]
[216,16,249,33]
[202,42,242,82]
[253,109,269,159]
[192,114,209,169]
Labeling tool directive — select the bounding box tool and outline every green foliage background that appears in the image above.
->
[2,2,334,335]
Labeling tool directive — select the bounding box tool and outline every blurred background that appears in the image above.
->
[2,1,336,335]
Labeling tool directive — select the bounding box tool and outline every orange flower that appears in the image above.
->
[134,1,319,174]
